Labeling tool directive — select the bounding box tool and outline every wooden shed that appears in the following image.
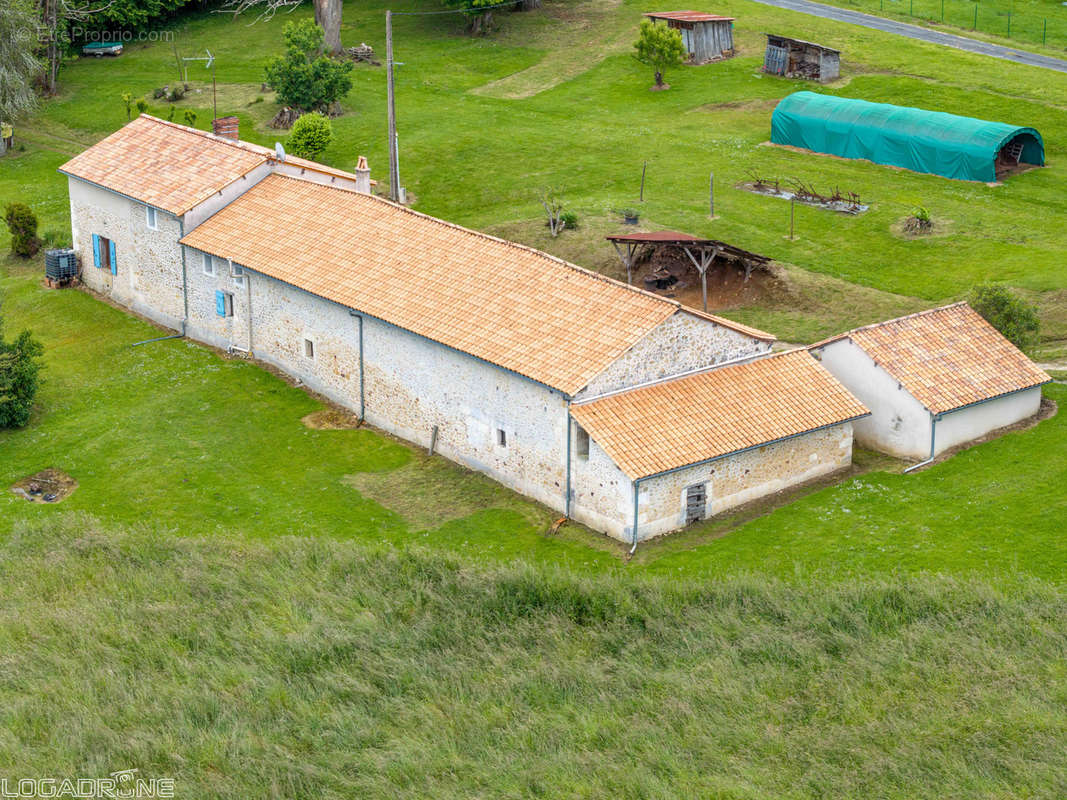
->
[644,11,735,64]
[763,35,840,82]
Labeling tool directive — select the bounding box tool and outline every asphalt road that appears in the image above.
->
[748,0,1067,73]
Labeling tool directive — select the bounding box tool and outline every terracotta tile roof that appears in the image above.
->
[814,303,1051,415]
[570,350,869,480]
[59,115,366,216]
[181,175,769,394]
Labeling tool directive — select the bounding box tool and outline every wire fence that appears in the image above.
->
[838,0,1067,50]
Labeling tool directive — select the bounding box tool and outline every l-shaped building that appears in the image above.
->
[59,116,1047,544]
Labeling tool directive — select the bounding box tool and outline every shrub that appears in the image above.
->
[3,203,40,257]
[286,112,333,160]
[968,284,1040,350]
[0,321,44,429]
[911,205,931,224]
[183,110,197,127]
[40,228,71,249]
[264,20,354,114]
[135,100,149,116]
[560,210,579,230]
[121,91,133,121]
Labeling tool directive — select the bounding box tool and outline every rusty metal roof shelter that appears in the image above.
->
[605,231,771,311]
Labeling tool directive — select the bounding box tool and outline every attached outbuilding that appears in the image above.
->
[811,303,1050,463]
[763,35,840,82]
[569,349,869,543]
[644,11,735,63]
[770,91,1045,181]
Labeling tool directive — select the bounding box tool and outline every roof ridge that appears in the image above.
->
[810,302,970,348]
[263,173,773,340]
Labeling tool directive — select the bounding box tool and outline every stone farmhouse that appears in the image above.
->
[811,304,1050,462]
[58,116,1048,546]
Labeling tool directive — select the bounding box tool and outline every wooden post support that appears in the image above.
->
[640,161,647,202]
[790,197,795,240]
[682,245,720,312]
[386,10,400,202]
[709,172,715,217]
[611,241,639,285]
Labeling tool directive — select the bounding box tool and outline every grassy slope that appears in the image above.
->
[2,515,1066,799]
[7,0,1067,341]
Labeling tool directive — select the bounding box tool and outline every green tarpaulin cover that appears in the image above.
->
[770,92,1044,182]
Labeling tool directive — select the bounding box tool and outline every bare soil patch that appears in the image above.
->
[302,409,362,430]
[630,243,781,310]
[890,215,952,239]
[11,469,77,503]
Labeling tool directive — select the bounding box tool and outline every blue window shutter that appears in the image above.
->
[109,240,117,275]
[215,290,226,316]
[92,234,101,268]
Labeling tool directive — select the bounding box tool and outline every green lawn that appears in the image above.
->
[7,0,1067,342]
[2,256,1065,582]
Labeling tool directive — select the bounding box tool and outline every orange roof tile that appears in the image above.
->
[59,115,367,216]
[180,175,768,394]
[815,303,1050,415]
[570,350,869,479]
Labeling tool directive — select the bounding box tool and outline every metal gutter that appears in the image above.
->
[134,219,189,346]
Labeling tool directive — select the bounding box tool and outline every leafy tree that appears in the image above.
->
[443,0,500,35]
[286,112,333,160]
[0,0,40,121]
[968,284,1040,351]
[3,203,40,258]
[264,20,353,114]
[0,316,44,429]
[634,19,687,89]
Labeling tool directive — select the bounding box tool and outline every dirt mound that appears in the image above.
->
[11,469,77,503]
[302,409,362,430]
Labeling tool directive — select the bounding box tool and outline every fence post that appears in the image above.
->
[973,4,978,30]
[1007,11,1011,36]
[1043,17,1047,45]
[909,0,913,15]
[941,0,944,20]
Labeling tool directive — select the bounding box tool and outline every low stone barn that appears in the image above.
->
[771,91,1045,181]
[570,349,869,542]
[644,11,735,63]
[62,115,884,546]
[763,35,840,82]
[811,303,1050,463]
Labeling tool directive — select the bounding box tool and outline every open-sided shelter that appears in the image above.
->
[771,91,1044,181]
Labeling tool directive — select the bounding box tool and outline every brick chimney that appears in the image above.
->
[212,116,240,141]
[355,155,371,194]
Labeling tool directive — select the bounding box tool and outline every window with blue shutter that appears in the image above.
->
[216,290,227,316]
[109,240,117,275]
[92,234,101,268]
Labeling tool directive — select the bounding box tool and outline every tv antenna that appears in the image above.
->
[182,49,217,122]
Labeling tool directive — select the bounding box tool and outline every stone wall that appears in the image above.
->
[69,178,186,329]
[568,419,633,539]
[576,310,770,399]
[635,423,853,541]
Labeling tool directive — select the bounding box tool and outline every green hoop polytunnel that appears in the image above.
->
[770,91,1044,182]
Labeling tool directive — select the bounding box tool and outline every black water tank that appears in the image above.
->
[45,248,79,280]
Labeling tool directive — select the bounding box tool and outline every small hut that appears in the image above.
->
[763,35,840,82]
[643,11,735,64]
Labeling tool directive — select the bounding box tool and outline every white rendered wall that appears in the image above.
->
[815,339,932,459]
[933,387,1042,454]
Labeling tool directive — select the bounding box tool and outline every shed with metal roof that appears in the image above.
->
[644,11,735,63]
[770,91,1044,181]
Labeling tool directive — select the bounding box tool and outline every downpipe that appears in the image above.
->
[630,478,642,555]
[134,220,190,347]
[903,413,938,473]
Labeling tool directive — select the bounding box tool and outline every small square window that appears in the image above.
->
[304,339,315,359]
[145,206,158,230]
[203,253,216,277]
[233,265,246,289]
[575,425,590,460]
[497,428,507,447]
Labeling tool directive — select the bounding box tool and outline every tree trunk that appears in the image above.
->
[516,0,542,9]
[314,0,343,56]
[468,10,493,35]
[654,70,664,87]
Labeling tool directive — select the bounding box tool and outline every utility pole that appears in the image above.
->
[386,10,400,202]
[182,50,216,123]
